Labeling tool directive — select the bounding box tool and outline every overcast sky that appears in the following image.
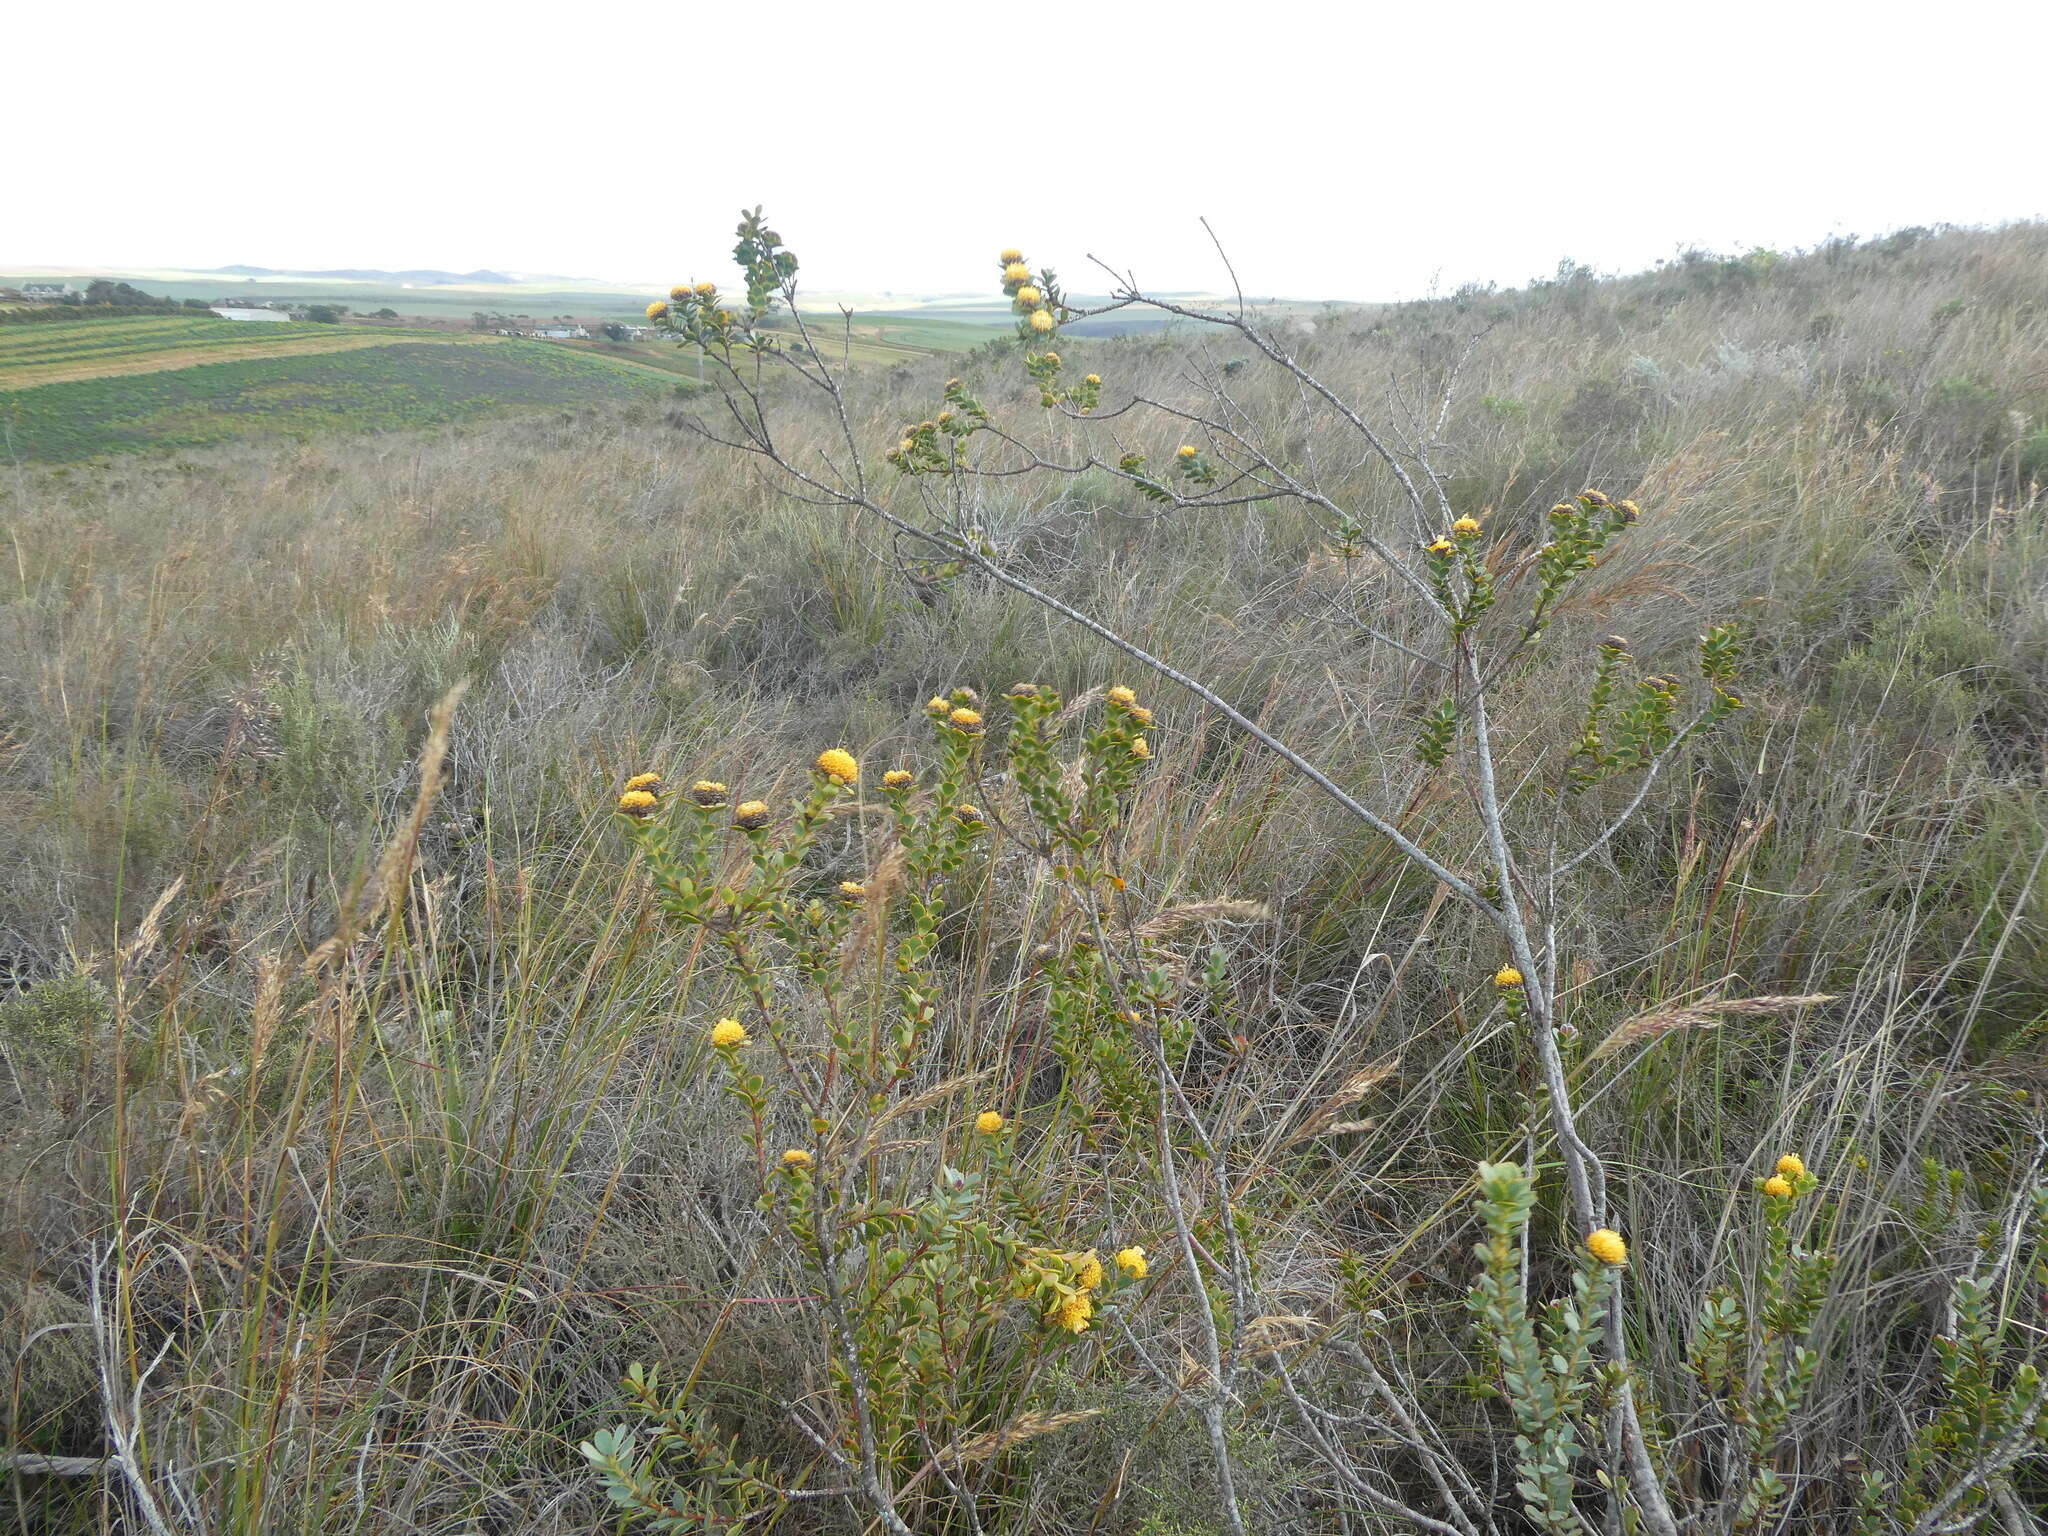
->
[10,0,2042,301]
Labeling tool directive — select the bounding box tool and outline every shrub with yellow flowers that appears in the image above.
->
[590,683,1196,1531]
[606,204,2048,1536]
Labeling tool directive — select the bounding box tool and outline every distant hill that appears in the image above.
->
[207,265,520,285]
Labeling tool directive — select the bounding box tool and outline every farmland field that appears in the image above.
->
[0,339,682,461]
[0,314,511,390]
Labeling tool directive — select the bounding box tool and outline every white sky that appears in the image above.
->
[8,0,2042,301]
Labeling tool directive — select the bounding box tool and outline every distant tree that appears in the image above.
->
[305,304,343,324]
[370,307,400,319]
[182,298,211,310]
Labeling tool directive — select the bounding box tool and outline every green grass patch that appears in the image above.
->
[0,339,682,461]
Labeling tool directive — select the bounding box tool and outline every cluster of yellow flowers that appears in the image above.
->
[1024,1243,1150,1333]
[618,771,663,816]
[1762,1152,1808,1199]
[1000,246,1056,335]
[975,1109,1005,1134]
[816,747,859,786]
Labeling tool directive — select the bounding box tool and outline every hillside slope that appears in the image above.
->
[1,223,2044,1534]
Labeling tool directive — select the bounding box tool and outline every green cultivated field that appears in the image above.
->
[0,339,681,461]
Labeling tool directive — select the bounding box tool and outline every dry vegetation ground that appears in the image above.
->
[1,225,2044,1534]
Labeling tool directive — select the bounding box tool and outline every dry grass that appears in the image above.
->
[1,223,2045,1533]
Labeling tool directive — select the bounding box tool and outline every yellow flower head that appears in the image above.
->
[1106,686,1139,707]
[1452,516,1482,535]
[1084,373,1101,386]
[781,1148,813,1169]
[1427,538,1456,555]
[624,771,663,791]
[955,804,984,826]
[1029,308,1055,333]
[898,437,916,454]
[689,780,728,806]
[1128,705,1154,726]
[1617,498,1641,519]
[1762,1175,1795,1199]
[617,789,658,815]
[734,800,772,830]
[694,280,717,297]
[669,285,691,301]
[645,300,669,320]
[1581,488,1610,506]
[882,768,913,789]
[815,747,859,785]
[1115,1246,1148,1279]
[975,1110,1005,1134]
[999,248,1024,263]
[948,707,984,731]
[1775,1154,1807,1180]
[1016,284,1042,306]
[711,1017,748,1048]
[1129,736,1151,760]
[1052,1290,1093,1332]
[1003,262,1031,284]
[1586,1229,1629,1266]
[838,880,866,901]
[927,696,951,715]
[1176,444,1199,460]
[1075,1251,1105,1291]
[1494,966,1525,988]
